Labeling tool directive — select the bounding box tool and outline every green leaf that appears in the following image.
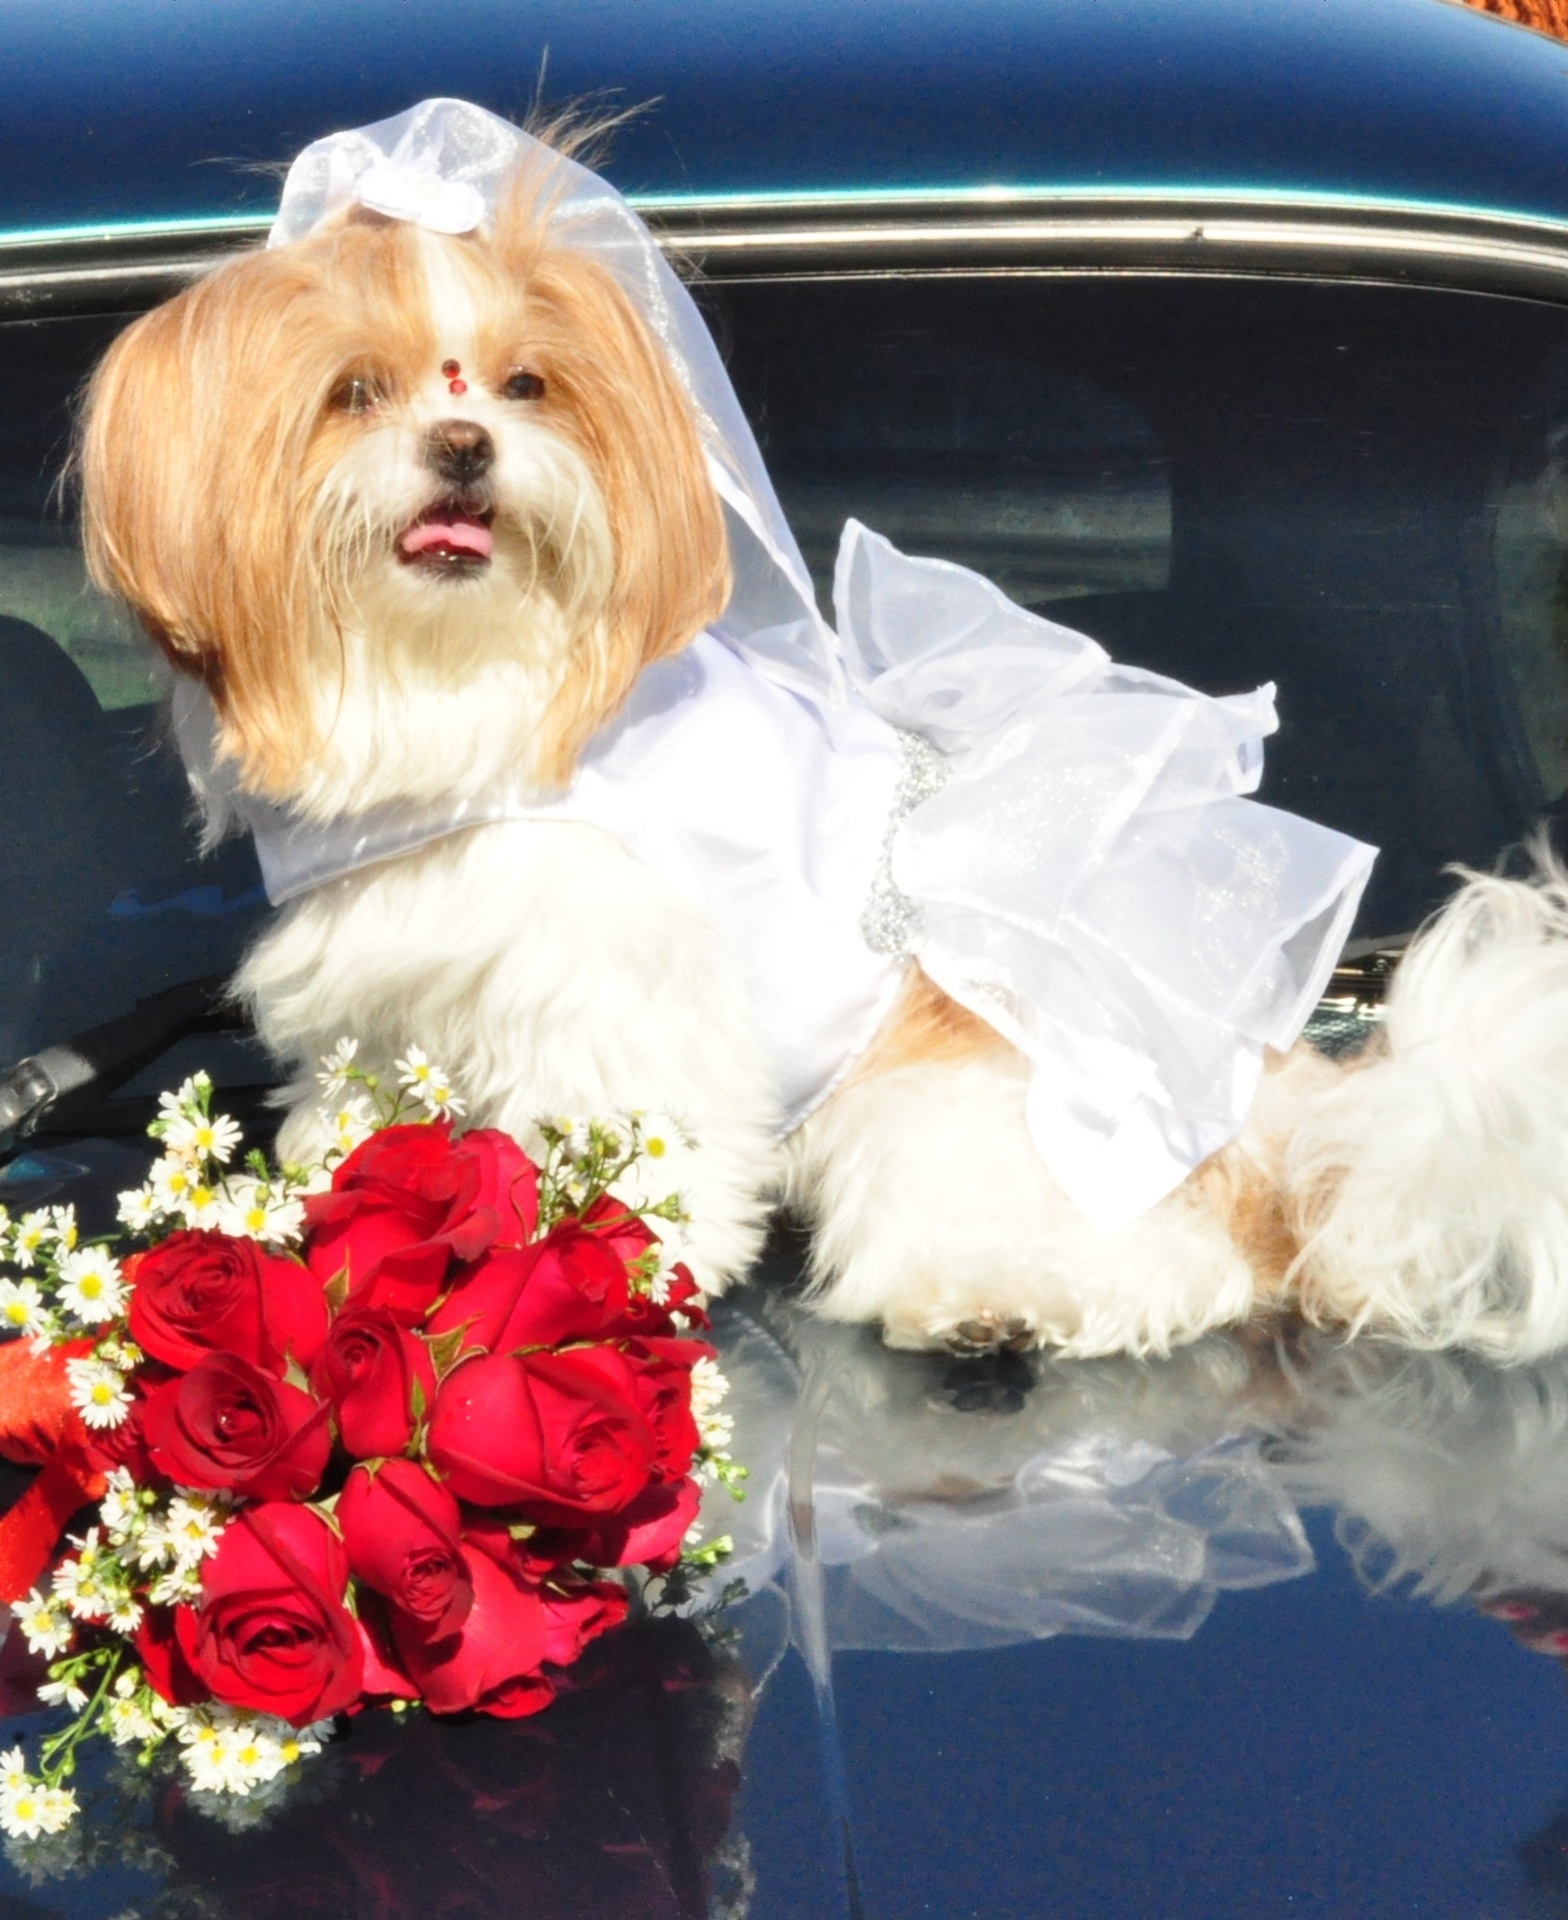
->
[420,1325,469,1380]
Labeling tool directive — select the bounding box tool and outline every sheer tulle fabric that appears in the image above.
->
[837,523,1375,1228]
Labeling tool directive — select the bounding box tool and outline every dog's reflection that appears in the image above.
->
[704,1290,1568,1664]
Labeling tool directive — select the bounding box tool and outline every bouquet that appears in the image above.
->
[0,1046,739,1839]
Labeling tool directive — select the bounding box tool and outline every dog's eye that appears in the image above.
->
[330,374,385,415]
[503,369,546,402]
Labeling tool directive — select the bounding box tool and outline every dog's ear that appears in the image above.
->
[77,246,374,796]
[493,189,732,784]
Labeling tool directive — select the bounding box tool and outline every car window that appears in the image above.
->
[0,312,266,1070]
[714,272,1568,937]
[6,270,1568,1066]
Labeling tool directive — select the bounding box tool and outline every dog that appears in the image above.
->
[74,113,1568,1364]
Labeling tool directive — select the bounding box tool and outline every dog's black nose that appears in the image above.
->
[426,419,496,484]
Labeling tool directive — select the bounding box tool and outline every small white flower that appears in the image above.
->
[106,1693,162,1747]
[315,1038,360,1098]
[116,1182,161,1231]
[412,1073,464,1121]
[395,1045,434,1090]
[149,1156,198,1211]
[13,1589,72,1659]
[65,1357,130,1431]
[163,1496,226,1569]
[177,1181,222,1228]
[161,1109,243,1167]
[37,1786,77,1834]
[104,1590,145,1635]
[0,1784,47,1840]
[0,1278,50,1339]
[9,1212,51,1270]
[0,1748,29,1791]
[47,1208,78,1253]
[147,1563,203,1607]
[322,1095,374,1158]
[99,1468,141,1543]
[35,1678,89,1712]
[55,1247,125,1326]
[214,1178,304,1248]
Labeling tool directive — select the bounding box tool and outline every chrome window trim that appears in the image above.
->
[11,192,1568,314]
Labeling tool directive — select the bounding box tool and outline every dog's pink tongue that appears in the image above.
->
[399,512,493,560]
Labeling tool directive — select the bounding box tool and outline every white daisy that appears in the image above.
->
[55,1247,125,1326]
[106,1693,162,1747]
[0,1278,50,1340]
[9,1212,51,1270]
[214,1178,304,1248]
[163,1496,226,1568]
[64,1357,131,1431]
[177,1181,222,1228]
[315,1037,360,1098]
[35,1678,89,1712]
[412,1072,464,1121]
[148,1155,198,1212]
[0,1784,48,1840]
[0,1748,27,1791]
[115,1183,161,1231]
[13,1589,72,1660]
[322,1095,374,1158]
[161,1109,243,1167]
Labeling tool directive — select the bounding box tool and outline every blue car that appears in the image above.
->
[6,2,1568,1913]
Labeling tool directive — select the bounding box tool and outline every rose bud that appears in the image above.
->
[460,1127,540,1246]
[174,1504,363,1725]
[143,1352,331,1502]
[310,1307,437,1459]
[538,1574,630,1670]
[126,1230,328,1373]
[302,1124,492,1321]
[337,1460,472,1636]
[530,1478,703,1575]
[388,1539,551,1719]
[426,1348,655,1519]
[426,1225,630,1357]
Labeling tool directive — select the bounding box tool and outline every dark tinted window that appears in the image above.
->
[0,313,265,1068]
[716,273,1568,936]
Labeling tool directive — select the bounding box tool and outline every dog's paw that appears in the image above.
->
[883,1308,1038,1356]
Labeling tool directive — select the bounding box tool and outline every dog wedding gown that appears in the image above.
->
[178,99,1376,1234]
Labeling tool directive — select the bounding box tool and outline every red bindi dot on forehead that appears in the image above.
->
[448,378,468,395]
[441,359,461,377]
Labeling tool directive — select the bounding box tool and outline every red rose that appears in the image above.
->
[389,1540,552,1718]
[310,1308,436,1459]
[623,1337,709,1482]
[538,1574,630,1669]
[337,1460,471,1636]
[175,1505,363,1725]
[135,1606,209,1708]
[302,1124,495,1321]
[143,1354,331,1501]
[426,1225,630,1357]
[460,1127,540,1246]
[531,1478,703,1575]
[126,1231,328,1373]
[581,1193,656,1267]
[426,1348,655,1519]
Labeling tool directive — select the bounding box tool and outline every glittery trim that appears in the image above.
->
[860,730,950,958]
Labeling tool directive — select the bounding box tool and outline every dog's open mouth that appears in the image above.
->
[397,496,495,572]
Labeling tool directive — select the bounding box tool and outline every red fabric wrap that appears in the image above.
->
[0,1340,105,1603]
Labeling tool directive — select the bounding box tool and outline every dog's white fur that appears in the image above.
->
[77,186,1568,1363]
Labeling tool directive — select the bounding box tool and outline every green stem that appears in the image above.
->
[38,1645,122,1785]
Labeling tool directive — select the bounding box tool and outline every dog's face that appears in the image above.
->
[78,169,731,804]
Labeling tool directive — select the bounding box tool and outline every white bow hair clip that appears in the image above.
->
[269,98,525,248]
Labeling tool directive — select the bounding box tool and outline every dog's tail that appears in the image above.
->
[1283,849,1568,1361]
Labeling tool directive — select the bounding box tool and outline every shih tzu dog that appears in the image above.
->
[74,102,1568,1362]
